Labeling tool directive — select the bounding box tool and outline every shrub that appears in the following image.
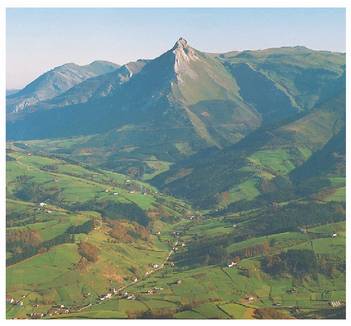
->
[78,241,100,262]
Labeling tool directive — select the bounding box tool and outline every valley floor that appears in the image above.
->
[6,145,345,319]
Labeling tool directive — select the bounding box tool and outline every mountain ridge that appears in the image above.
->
[6,39,345,195]
[7,60,120,113]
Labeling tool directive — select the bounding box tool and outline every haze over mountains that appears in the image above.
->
[6,38,345,208]
[6,61,119,114]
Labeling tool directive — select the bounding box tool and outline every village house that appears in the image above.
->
[127,294,136,300]
[110,288,118,294]
[228,261,238,268]
[99,292,112,301]
[29,312,45,319]
[245,295,255,302]
[6,296,15,304]
[329,301,344,308]
[39,202,47,207]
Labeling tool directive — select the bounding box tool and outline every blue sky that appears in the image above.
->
[7,8,346,89]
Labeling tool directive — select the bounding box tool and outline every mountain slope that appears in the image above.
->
[152,91,345,208]
[6,40,345,182]
[6,61,120,113]
[6,39,262,151]
[219,46,345,110]
[29,60,148,110]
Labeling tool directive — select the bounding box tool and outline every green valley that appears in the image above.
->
[6,37,346,319]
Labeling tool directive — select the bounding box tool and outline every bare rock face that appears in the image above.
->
[172,38,199,82]
[172,37,188,50]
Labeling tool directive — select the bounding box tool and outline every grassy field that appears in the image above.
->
[6,146,195,318]
[43,215,345,319]
[6,145,345,319]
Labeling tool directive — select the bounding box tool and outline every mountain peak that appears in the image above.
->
[170,38,200,81]
[172,37,188,50]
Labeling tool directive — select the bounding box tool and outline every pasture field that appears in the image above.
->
[55,214,345,319]
[6,146,345,319]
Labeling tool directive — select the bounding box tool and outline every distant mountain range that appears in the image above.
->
[6,89,20,96]
[6,60,119,114]
[6,38,345,208]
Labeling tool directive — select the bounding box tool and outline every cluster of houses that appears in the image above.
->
[6,296,24,307]
[98,285,141,303]
[145,261,167,275]
[37,202,53,214]
[7,296,76,319]
[104,182,152,197]
[98,286,123,302]
[146,287,164,295]
[47,304,71,316]
[121,292,136,300]
[99,293,112,301]
[28,312,46,319]
[329,300,344,308]
[170,240,186,253]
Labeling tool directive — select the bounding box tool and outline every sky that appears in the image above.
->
[6,8,346,89]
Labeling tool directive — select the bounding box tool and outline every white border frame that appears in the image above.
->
[0,1,349,325]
